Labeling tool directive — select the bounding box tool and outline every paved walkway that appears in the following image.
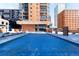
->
[0,32,79,45]
[49,33,79,44]
[0,33,26,44]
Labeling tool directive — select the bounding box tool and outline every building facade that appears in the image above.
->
[54,4,79,33]
[17,3,52,32]
[0,9,19,21]
[58,10,79,32]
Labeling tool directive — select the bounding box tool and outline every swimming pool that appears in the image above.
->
[0,33,79,56]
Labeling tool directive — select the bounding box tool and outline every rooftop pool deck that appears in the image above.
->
[0,33,79,56]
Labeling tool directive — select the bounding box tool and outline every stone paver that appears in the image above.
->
[0,33,26,44]
[50,33,79,44]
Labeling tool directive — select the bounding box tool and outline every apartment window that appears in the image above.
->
[23,13,28,15]
[0,12,2,15]
[40,16,47,21]
[35,28,38,31]
[40,9,47,11]
[24,8,28,11]
[4,10,9,12]
[3,14,10,18]
[30,7,32,9]
[23,16,27,20]
[36,3,38,5]
[40,13,47,15]
[39,28,46,32]
[39,24,46,27]
[30,15,32,17]
[24,3,28,7]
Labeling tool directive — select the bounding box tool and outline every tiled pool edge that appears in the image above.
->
[0,33,26,44]
[47,33,79,46]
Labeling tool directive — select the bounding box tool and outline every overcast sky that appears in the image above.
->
[0,3,19,9]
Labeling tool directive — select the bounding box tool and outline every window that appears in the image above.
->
[24,8,28,11]
[4,10,9,12]
[0,12,2,15]
[3,14,10,18]
[39,24,46,27]
[30,7,32,9]
[39,28,46,32]
[30,15,32,17]
[36,3,38,5]
[40,13,47,15]
[23,13,28,15]
[35,28,38,31]
[24,3,28,8]
[23,16,27,20]
[40,16,47,21]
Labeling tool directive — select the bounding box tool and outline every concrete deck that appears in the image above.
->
[0,33,26,44]
[0,32,79,45]
[49,33,79,44]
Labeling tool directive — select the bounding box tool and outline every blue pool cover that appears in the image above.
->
[0,33,79,56]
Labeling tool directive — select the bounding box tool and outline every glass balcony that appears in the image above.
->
[40,16,47,21]
[40,11,47,13]
[22,16,28,20]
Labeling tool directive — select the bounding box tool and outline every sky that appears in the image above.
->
[0,3,19,9]
[0,3,79,27]
[49,3,57,27]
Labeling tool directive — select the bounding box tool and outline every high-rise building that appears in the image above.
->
[54,3,79,32]
[54,4,65,28]
[58,10,79,32]
[19,3,28,20]
[17,3,52,32]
